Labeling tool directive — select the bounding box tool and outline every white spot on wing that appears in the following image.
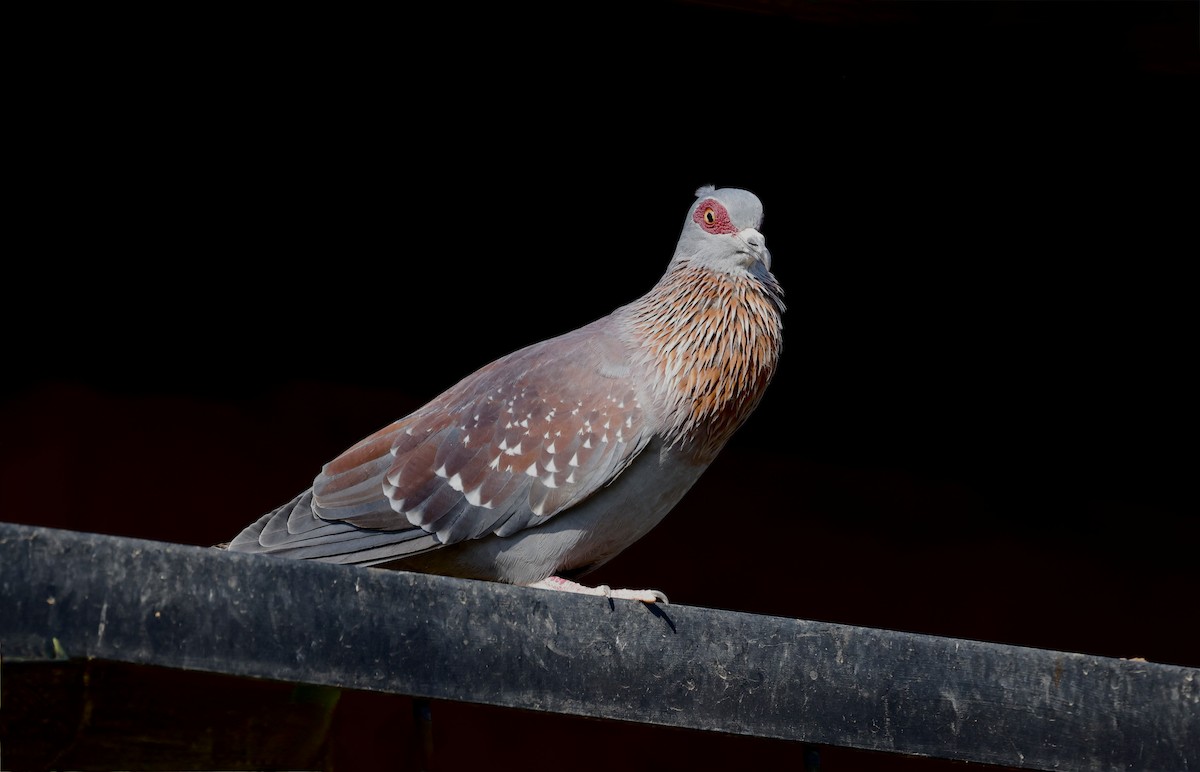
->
[448,473,464,492]
[525,462,539,477]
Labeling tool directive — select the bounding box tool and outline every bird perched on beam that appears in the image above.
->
[223,186,785,603]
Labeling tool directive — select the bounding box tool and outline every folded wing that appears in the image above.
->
[227,321,652,566]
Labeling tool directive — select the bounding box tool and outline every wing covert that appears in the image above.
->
[310,323,653,549]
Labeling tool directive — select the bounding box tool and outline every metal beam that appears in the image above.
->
[1,521,1195,771]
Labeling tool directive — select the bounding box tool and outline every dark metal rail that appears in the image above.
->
[1,521,1195,771]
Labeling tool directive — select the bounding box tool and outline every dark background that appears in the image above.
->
[4,1,1197,769]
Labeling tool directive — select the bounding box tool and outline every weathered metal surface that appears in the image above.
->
[1,521,1196,771]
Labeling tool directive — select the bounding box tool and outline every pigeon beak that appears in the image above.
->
[738,227,771,271]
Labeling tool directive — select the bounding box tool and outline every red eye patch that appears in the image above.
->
[692,199,736,235]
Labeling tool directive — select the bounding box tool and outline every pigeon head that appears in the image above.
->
[671,185,772,277]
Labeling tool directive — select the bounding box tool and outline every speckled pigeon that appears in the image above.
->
[223,186,785,602]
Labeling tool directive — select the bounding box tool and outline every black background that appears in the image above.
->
[3,2,1197,769]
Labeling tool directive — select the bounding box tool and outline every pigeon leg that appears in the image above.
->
[528,575,669,604]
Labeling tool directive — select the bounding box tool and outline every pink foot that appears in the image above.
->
[528,575,669,604]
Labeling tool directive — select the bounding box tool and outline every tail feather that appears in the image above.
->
[222,490,440,565]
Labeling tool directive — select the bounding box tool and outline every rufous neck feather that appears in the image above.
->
[625,262,785,461]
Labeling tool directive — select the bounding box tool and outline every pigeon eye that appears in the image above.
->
[693,199,736,234]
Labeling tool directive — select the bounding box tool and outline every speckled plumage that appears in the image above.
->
[224,186,784,599]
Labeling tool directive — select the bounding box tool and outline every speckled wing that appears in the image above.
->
[244,319,653,565]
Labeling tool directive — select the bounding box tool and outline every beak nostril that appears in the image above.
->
[740,228,766,250]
